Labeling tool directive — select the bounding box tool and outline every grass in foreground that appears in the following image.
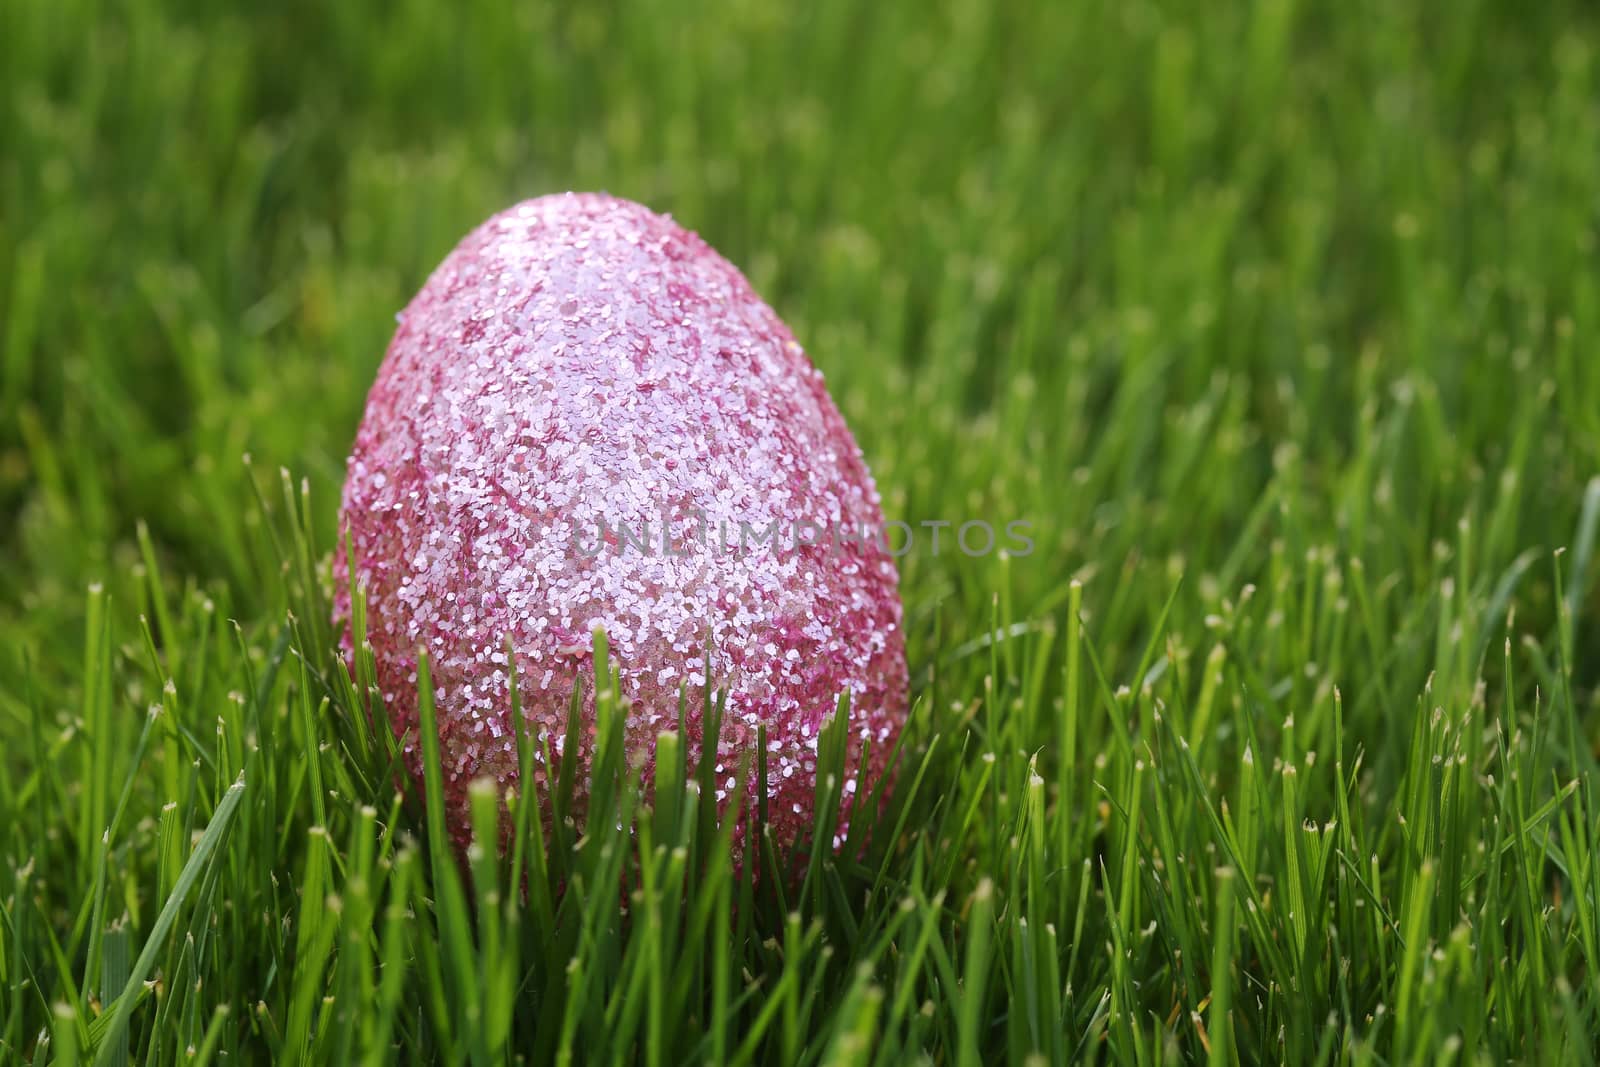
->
[13,461,1600,1065]
[6,0,1600,1063]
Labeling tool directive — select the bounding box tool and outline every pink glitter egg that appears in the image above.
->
[336,192,908,857]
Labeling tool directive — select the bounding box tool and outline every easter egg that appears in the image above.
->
[336,192,908,856]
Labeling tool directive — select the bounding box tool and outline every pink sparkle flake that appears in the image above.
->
[336,193,908,857]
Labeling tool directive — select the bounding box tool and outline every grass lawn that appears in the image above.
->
[6,0,1600,1062]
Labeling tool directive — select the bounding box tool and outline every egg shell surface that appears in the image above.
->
[337,192,909,854]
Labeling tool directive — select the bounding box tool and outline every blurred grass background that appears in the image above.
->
[7,0,1600,1062]
[8,0,1598,649]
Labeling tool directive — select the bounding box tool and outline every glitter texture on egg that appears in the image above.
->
[336,192,908,855]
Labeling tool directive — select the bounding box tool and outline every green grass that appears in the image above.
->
[5,0,1600,1062]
